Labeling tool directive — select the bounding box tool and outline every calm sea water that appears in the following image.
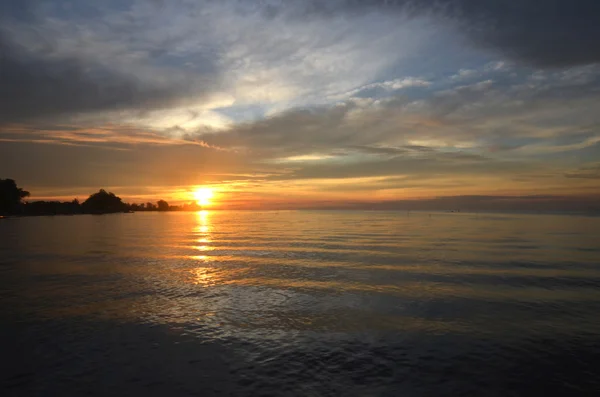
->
[1,211,600,396]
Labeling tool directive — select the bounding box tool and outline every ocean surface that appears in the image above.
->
[1,211,600,396]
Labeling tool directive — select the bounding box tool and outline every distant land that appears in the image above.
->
[1,179,201,216]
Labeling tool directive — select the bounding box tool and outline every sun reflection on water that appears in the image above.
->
[190,267,215,286]
[195,210,211,234]
[195,212,212,252]
[190,210,216,284]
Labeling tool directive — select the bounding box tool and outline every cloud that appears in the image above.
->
[338,77,431,99]
[0,31,219,125]
[194,63,600,158]
[0,136,244,191]
[565,163,600,179]
[150,62,599,198]
[3,0,599,127]
[450,69,479,81]
[0,0,442,125]
[1,0,599,206]
[278,0,600,68]
[0,1,226,124]
[346,145,433,156]
[4,59,598,188]
[0,123,222,149]
[209,2,439,111]
[442,0,600,68]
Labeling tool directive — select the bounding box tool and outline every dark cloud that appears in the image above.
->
[0,0,222,124]
[0,35,215,124]
[1,39,133,121]
[437,0,600,68]
[281,0,600,68]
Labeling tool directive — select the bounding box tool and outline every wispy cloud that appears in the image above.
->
[565,163,600,179]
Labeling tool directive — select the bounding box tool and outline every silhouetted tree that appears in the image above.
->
[157,200,169,211]
[0,179,30,214]
[146,202,156,211]
[82,189,127,214]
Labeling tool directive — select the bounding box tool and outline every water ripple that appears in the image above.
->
[1,211,600,395]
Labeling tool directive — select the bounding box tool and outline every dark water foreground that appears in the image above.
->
[1,211,599,396]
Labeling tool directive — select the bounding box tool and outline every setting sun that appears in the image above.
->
[193,188,214,206]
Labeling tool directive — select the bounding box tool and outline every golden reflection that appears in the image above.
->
[190,267,215,286]
[194,245,212,252]
[190,210,217,285]
[197,209,209,221]
[193,210,212,248]
[195,210,211,235]
[188,266,248,287]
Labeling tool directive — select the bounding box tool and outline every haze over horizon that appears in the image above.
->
[2,0,600,210]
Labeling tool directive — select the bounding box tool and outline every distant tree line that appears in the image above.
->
[0,179,202,216]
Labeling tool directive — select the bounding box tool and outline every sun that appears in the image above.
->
[193,187,214,206]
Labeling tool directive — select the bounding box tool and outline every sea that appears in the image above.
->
[1,211,599,396]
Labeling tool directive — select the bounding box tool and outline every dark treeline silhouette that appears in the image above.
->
[0,179,202,216]
[81,189,127,214]
[0,179,30,214]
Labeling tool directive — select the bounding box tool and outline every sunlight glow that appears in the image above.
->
[193,188,214,206]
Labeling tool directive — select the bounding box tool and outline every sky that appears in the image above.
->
[1,0,600,210]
